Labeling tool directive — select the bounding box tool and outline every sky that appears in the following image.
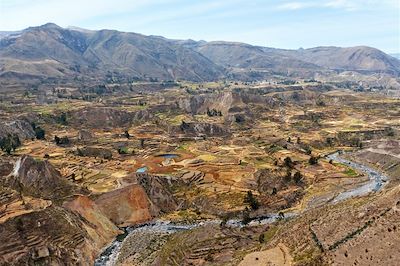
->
[0,0,399,53]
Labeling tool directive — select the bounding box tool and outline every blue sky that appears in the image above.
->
[0,0,399,53]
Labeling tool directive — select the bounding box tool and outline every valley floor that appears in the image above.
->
[0,80,399,265]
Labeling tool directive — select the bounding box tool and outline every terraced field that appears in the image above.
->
[0,80,399,265]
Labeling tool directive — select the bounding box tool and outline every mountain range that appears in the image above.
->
[0,23,399,84]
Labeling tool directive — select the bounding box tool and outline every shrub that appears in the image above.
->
[284,157,293,168]
[34,126,45,140]
[259,233,265,243]
[244,191,260,210]
[293,171,303,184]
[242,208,252,225]
[284,170,292,183]
[0,134,21,154]
[124,130,130,139]
[118,147,129,154]
[54,135,70,145]
[309,156,319,165]
[57,112,67,125]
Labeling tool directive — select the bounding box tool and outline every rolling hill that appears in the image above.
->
[0,23,399,84]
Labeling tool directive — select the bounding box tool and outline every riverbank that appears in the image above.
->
[95,151,391,265]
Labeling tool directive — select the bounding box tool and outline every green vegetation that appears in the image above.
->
[118,147,130,154]
[343,167,358,177]
[293,248,324,265]
[124,130,130,139]
[54,135,70,145]
[309,156,319,165]
[244,191,260,210]
[284,156,294,168]
[31,122,46,140]
[284,169,292,183]
[242,208,252,225]
[0,134,21,154]
[293,171,303,184]
[206,108,222,117]
[261,226,279,243]
[56,112,68,125]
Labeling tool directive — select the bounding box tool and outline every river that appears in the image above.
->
[95,151,389,265]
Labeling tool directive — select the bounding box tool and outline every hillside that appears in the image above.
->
[0,23,224,83]
[0,23,399,85]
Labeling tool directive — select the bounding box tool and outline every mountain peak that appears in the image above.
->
[0,24,398,83]
[39,22,62,29]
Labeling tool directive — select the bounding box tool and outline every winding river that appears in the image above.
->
[95,151,389,266]
[326,152,388,203]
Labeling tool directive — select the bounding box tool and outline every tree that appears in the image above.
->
[34,126,45,140]
[11,134,21,151]
[387,127,395,137]
[57,112,67,125]
[220,215,229,227]
[124,130,130,139]
[0,137,12,155]
[259,233,265,243]
[326,137,334,147]
[293,171,303,184]
[244,191,260,210]
[1,134,21,155]
[77,148,84,157]
[309,156,319,165]
[118,147,129,154]
[55,135,69,145]
[242,207,252,225]
[284,157,293,168]
[140,139,145,148]
[284,169,292,183]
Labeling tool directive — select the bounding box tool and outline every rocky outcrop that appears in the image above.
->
[95,184,152,226]
[254,169,289,194]
[0,119,35,140]
[175,121,230,137]
[69,107,133,128]
[0,206,116,266]
[69,107,153,129]
[136,174,178,215]
[131,109,153,124]
[64,195,121,247]
[92,174,179,226]
[76,146,113,159]
[177,92,237,115]
[0,155,181,265]
[77,130,93,142]
[5,155,80,200]
[0,186,51,224]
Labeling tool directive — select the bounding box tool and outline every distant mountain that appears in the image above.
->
[190,42,400,76]
[0,23,224,83]
[0,31,21,39]
[0,23,399,85]
[283,46,400,75]
[189,41,322,78]
[391,53,400,60]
